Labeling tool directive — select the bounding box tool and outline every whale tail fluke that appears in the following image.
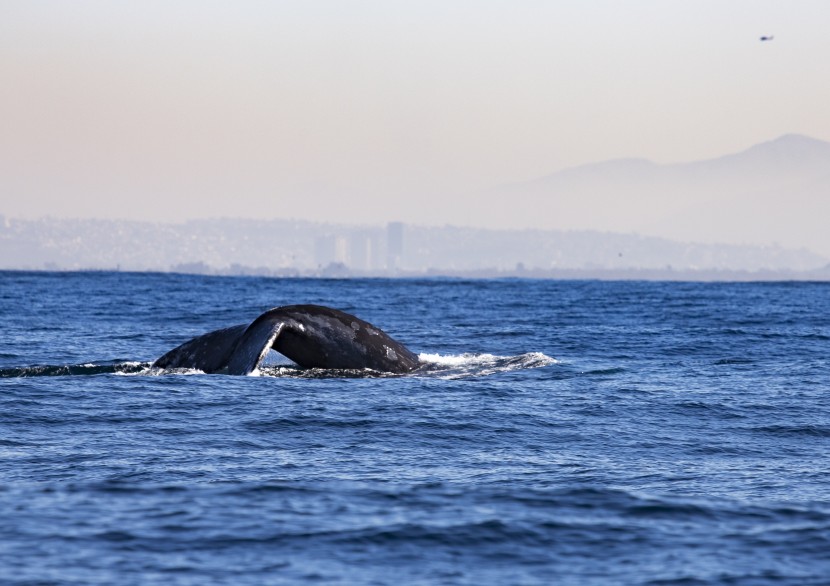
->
[153,323,248,373]
[226,321,284,375]
[152,305,420,375]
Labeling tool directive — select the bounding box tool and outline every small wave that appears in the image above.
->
[0,361,150,378]
[583,366,626,376]
[749,424,830,438]
[714,358,754,365]
[330,519,531,548]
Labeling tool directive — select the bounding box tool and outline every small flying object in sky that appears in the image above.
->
[760,35,774,41]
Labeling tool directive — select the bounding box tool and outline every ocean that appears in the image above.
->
[1,271,828,585]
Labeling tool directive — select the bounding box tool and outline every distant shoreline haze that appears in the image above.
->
[0,215,827,281]
[3,133,830,256]
[2,134,829,279]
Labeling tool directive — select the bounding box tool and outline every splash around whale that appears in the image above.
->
[153,305,422,375]
[0,303,556,379]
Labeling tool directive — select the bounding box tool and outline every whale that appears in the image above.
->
[153,305,421,375]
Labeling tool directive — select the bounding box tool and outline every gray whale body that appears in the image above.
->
[153,305,421,375]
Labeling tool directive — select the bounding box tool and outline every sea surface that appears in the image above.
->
[1,271,829,585]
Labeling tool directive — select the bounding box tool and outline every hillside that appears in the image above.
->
[487,134,830,256]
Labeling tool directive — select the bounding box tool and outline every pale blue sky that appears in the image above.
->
[2,1,828,227]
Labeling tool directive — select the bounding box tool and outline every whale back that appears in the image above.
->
[267,305,420,373]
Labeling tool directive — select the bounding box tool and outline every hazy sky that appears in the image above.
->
[2,1,829,228]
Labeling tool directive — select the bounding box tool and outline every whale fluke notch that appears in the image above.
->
[153,305,421,375]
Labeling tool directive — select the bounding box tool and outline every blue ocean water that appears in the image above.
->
[1,271,829,585]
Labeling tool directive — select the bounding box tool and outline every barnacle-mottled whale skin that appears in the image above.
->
[153,305,420,375]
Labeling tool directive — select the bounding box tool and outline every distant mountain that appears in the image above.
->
[486,134,830,256]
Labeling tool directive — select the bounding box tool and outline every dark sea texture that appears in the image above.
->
[1,272,829,585]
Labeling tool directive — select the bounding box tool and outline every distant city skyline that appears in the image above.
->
[2,215,827,280]
[3,1,829,243]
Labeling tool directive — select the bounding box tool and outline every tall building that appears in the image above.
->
[386,222,404,271]
[349,231,375,272]
[315,234,351,268]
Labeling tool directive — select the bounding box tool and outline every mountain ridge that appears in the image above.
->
[487,133,830,256]
[527,133,830,183]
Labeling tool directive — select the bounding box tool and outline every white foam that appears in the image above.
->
[419,352,501,366]
[514,352,558,365]
[418,352,557,367]
[132,366,206,376]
